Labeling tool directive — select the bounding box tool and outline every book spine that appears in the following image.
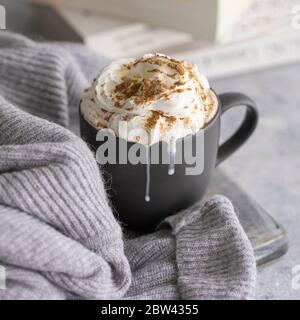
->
[177,31,300,79]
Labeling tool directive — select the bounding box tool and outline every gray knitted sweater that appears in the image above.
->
[0,32,256,300]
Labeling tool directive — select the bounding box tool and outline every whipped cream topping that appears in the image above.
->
[80,53,217,144]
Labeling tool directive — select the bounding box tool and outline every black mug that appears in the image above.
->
[80,92,258,231]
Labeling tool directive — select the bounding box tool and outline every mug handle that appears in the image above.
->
[216,92,258,166]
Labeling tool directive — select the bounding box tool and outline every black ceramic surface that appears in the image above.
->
[80,92,258,231]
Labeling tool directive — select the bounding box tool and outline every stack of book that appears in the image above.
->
[33,0,300,78]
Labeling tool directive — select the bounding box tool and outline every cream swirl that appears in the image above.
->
[80,53,217,144]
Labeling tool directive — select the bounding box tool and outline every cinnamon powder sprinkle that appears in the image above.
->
[134,79,166,104]
[145,111,162,130]
[167,73,177,78]
[114,101,122,108]
[166,115,176,127]
[114,77,168,105]
[113,75,189,105]
[201,93,207,101]
[167,61,185,75]
[145,111,176,131]
[174,80,186,86]
[124,64,132,70]
[148,68,161,73]
[112,55,199,106]
[132,55,186,76]
[115,78,141,99]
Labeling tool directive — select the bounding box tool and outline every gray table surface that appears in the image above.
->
[211,63,300,299]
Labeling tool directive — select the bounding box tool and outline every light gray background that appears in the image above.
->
[212,63,300,299]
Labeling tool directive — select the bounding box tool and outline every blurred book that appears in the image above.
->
[173,30,300,78]
[58,0,253,43]
[57,6,193,59]
[33,0,300,79]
